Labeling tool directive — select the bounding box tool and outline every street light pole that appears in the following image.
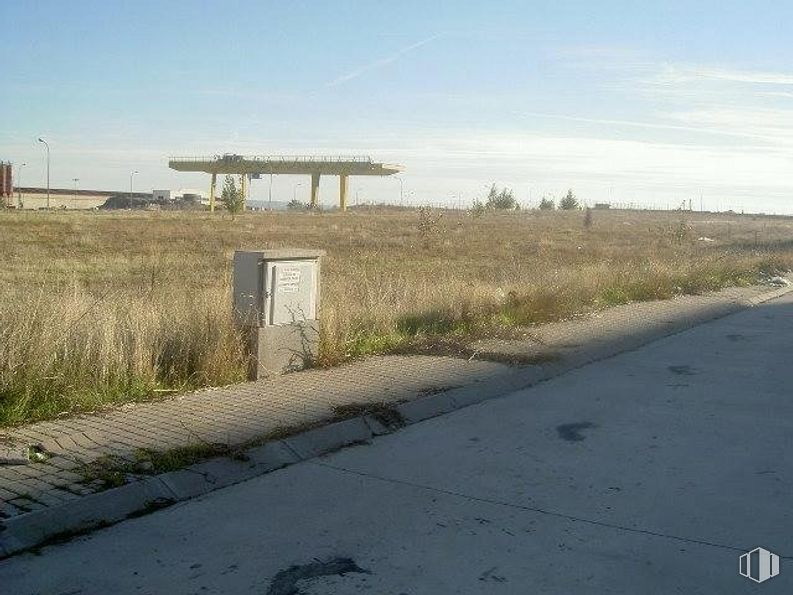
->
[72,177,79,209]
[37,137,50,208]
[16,162,26,205]
[293,182,302,202]
[394,176,404,207]
[130,170,139,193]
[268,164,273,211]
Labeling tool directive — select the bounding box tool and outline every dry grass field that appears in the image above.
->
[1,206,791,427]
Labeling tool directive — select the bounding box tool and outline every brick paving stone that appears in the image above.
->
[0,500,24,518]
[25,489,73,507]
[46,488,83,503]
[9,498,47,513]
[65,431,103,450]
[0,486,19,501]
[50,469,84,484]
[4,465,43,479]
[0,466,28,481]
[44,457,82,472]
[10,477,60,494]
[59,484,95,496]
[1,484,32,499]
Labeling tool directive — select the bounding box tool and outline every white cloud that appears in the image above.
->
[666,107,793,144]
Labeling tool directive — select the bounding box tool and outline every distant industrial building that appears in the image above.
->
[0,162,12,207]
[153,189,207,203]
[152,190,171,201]
[11,187,142,210]
[4,187,209,210]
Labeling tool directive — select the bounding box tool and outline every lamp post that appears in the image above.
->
[130,170,139,193]
[16,162,26,205]
[37,137,50,208]
[268,165,273,211]
[394,175,404,207]
[72,177,79,209]
[293,182,302,203]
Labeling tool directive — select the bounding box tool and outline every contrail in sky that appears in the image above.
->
[514,111,781,143]
[326,33,442,88]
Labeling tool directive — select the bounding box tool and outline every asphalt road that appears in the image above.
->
[2,293,792,594]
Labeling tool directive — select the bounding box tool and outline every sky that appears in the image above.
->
[2,0,793,212]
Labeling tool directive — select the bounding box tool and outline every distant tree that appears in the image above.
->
[287,198,307,211]
[470,198,486,217]
[485,184,519,210]
[221,175,245,217]
[538,197,555,210]
[559,189,580,210]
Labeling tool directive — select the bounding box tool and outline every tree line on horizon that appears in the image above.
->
[472,184,580,213]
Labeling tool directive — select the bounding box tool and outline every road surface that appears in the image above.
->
[2,293,792,594]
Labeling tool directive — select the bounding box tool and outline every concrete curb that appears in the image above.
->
[2,283,792,559]
[0,476,175,557]
[743,283,793,306]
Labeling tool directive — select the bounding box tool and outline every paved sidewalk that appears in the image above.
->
[0,357,507,518]
[0,283,784,523]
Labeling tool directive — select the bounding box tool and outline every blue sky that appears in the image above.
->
[2,0,793,212]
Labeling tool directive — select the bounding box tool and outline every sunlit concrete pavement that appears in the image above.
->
[2,293,793,594]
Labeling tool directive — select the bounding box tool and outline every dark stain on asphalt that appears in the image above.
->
[478,566,507,583]
[668,365,698,375]
[267,557,370,595]
[557,422,597,442]
[726,333,747,342]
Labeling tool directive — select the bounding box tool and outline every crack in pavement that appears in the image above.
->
[310,461,793,559]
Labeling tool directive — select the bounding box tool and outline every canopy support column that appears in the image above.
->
[339,174,348,211]
[209,173,217,213]
[310,172,320,209]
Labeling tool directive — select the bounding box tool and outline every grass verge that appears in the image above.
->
[1,208,791,425]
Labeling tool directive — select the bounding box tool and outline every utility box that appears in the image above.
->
[233,249,324,378]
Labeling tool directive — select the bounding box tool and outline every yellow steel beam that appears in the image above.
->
[170,156,403,177]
